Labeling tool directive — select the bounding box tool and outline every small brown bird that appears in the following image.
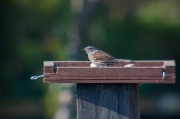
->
[82,46,135,67]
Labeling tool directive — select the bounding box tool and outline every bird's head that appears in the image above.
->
[82,46,98,54]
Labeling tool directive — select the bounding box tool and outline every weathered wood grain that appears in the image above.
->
[77,83,140,119]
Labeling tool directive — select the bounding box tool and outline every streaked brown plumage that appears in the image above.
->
[82,46,134,67]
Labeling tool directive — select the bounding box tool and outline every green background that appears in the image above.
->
[0,0,180,119]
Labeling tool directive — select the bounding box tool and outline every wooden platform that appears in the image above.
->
[43,60,175,83]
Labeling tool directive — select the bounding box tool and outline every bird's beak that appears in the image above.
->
[81,48,85,51]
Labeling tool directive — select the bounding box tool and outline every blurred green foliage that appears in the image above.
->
[0,0,180,119]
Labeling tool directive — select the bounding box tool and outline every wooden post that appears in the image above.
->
[43,60,175,119]
[77,83,139,119]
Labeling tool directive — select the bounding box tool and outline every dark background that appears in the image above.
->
[0,0,180,119]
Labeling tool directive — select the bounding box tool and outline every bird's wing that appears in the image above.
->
[92,50,116,63]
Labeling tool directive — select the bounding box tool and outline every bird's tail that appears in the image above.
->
[116,59,135,64]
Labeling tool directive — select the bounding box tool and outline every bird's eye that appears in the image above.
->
[88,47,93,52]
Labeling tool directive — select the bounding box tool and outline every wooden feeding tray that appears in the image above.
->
[43,60,175,84]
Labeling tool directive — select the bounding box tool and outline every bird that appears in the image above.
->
[82,46,135,67]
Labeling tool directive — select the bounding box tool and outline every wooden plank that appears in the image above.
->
[77,83,140,119]
[53,61,164,67]
[44,66,54,73]
[54,61,91,67]
[56,67,162,79]
[44,75,164,80]
[163,61,176,80]
[44,78,174,83]
[43,73,174,83]
[44,61,55,73]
